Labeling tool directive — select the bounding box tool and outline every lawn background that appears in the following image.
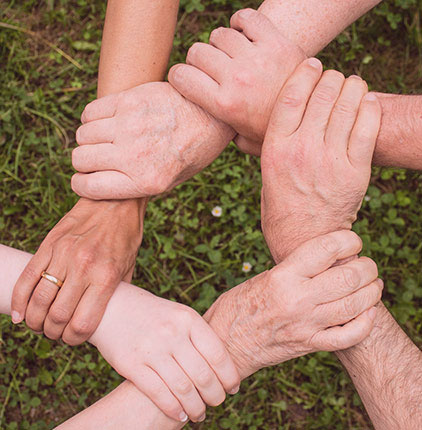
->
[1,0,422,428]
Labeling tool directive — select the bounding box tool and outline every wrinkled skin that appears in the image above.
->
[168,8,306,156]
[71,82,235,200]
[204,231,382,379]
[260,59,382,262]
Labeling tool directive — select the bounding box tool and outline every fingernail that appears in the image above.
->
[228,385,240,395]
[368,307,377,319]
[307,58,322,69]
[11,311,22,324]
[179,412,188,423]
[349,74,362,80]
[239,9,254,18]
[364,93,377,101]
[198,413,206,422]
[377,278,384,288]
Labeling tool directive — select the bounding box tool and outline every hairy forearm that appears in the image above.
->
[373,93,422,169]
[336,302,422,429]
[258,0,381,57]
[98,0,179,97]
[257,0,422,169]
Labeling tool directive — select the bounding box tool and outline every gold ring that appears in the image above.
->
[41,271,64,288]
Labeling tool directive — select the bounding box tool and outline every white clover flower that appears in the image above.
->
[242,262,252,273]
[211,206,222,217]
[364,195,371,202]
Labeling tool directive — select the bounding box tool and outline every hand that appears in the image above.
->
[11,198,144,345]
[168,8,306,152]
[204,231,382,379]
[260,58,382,262]
[71,82,235,200]
[90,284,240,423]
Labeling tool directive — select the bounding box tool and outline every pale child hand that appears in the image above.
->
[89,285,240,424]
[168,8,306,155]
[260,58,382,262]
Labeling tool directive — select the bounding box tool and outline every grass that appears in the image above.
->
[1,0,422,428]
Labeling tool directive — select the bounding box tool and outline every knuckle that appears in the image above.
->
[279,87,304,108]
[217,94,236,113]
[209,27,224,43]
[313,85,339,104]
[196,368,214,387]
[341,295,358,318]
[175,377,193,396]
[318,235,339,255]
[232,70,255,87]
[210,347,228,367]
[333,102,357,116]
[187,43,202,62]
[32,287,54,307]
[49,306,72,325]
[75,248,95,268]
[341,267,360,289]
[69,318,94,337]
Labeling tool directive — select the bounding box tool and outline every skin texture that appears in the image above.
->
[259,46,422,429]
[260,58,381,262]
[0,231,380,428]
[71,82,234,200]
[11,198,145,344]
[11,0,180,344]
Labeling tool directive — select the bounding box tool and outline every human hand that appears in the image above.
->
[168,8,306,153]
[90,284,240,424]
[260,58,382,262]
[204,231,382,379]
[11,198,144,345]
[71,82,235,200]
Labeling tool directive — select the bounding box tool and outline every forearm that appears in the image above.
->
[258,0,381,56]
[257,1,422,169]
[373,93,422,169]
[336,302,422,429]
[98,0,179,97]
[268,231,422,427]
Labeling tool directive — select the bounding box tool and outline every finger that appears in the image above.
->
[234,135,262,156]
[301,69,345,135]
[168,64,220,119]
[319,279,383,327]
[209,27,252,57]
[72,144,119,173]
[282,230,363,278]
[62,283,113,345]
[71,171,142,200]
[313,256,378,304]
[76,118,116,145]
[81,94,118,124]
[43,274,88,340]
[153,359,207,423]
[186,42,232,84]
[173,344,226,407]
[230,8,281,44]
[324,75,368,155]
[190,322,240,395]
[348,92,382,169]
[312,306,378,351]
[11,249,52,324]
[265,58,323,140]
[25,257,66,332]
[128,365,188,423]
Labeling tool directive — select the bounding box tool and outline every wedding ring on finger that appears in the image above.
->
[41,271,64,288]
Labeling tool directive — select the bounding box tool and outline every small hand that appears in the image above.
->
[260,58,382,262]
[205,231,382,379]
[168,8,306,148]
[90,285,240,423]
[71,82,235,200]
[11,198,144,345]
